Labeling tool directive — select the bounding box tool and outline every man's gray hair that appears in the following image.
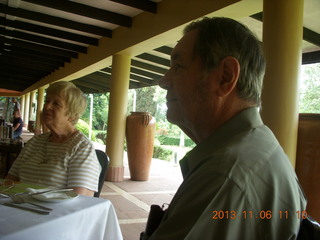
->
[184,17,266,105]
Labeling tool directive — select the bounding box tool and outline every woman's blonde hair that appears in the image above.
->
[46,81,86,125]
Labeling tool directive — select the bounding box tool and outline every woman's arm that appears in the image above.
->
[72,187,94,197]
[68,136,101,197]
[13,123,20,131]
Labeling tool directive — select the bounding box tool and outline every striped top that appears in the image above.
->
[9,131,101,192]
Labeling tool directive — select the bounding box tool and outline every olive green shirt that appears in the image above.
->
[150,107,307,240]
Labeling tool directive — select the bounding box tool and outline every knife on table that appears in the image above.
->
[2,202,50,215]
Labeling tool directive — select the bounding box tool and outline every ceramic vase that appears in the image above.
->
[126,112,156,181]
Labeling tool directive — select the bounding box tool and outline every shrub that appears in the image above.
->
[156,135,195,147]
[95,130,107,144]
[76,119,96,141]
[153,145,173,162]
[95,138,105,145]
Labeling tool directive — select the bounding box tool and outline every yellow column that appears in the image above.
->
[261,0,304,166]
[35,87,45,135]
[106,54,131,182]
[20,95,25,121]
[29,91,36,130]
[23,93,30,129]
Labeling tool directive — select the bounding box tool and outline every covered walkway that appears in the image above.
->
[100,157,182,240]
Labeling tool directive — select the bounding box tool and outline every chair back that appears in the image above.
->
[94,149,109,198]
[297,216,320,239]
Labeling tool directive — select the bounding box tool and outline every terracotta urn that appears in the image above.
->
[126,112,156,181]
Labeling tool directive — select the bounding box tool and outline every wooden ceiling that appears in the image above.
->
[0,0,319,95]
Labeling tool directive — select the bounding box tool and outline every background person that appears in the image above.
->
[145,17,307,239]
[12,98,21,116]
[6,81,100,197]
[12,110,23,139]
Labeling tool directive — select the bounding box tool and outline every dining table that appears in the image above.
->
[0,182,123,240]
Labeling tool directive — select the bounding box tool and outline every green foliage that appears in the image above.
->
[95,130,107,144]
[157,135,195,147]
[299,63,320,113]
[76,119,96,141]
[153,145,173,161]
[127,86,157,116]
[82,93,109,130]
[95,138,105,145]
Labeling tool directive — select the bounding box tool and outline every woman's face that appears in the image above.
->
[42,94,71,129]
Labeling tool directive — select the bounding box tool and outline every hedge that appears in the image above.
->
[153,145,173,162]
[76,119,96,141]
[156,135,195,147]
[95,130,107,144]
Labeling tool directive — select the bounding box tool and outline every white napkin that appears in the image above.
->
[26,188,73,199]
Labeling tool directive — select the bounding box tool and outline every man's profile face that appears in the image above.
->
[159,30,217,132]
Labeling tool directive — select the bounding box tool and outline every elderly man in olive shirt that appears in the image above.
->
[144,17,307,240]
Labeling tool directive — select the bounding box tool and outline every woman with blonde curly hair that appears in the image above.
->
[6,81,100,197]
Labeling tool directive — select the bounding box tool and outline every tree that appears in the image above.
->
[299,63,320,113]
[82,93,109,130]
[127,86,157,116]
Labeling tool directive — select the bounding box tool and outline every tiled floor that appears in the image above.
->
[100,157,183,240]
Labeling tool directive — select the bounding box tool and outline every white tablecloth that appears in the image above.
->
[0,195,123,240]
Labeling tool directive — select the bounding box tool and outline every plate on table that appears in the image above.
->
[32,191,79,203]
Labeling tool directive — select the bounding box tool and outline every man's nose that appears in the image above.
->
[158,73,170,90]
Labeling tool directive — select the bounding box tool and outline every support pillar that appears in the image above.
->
[106,54,131,182]
[261,0,304,166]
[35,87,45,135]
[23,93,30,129]
[20,95,25,122]
[28,91,36,132]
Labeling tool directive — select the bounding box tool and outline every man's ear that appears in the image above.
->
[217,57,240,97]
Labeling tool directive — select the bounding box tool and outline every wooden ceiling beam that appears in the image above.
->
[23,0,132,27]
[0,27,88,53]
[0,63,48,77]
[154,46,172,55]
[0,37,77,58]
[1,4,112,37]
[302,51,320,65]
[303,28,320,47]
[0,80,31,92]
[0,72,36,82]
[0,17,98,46]
[131,66,162,80]
[136,53,170,67]
[74,80,109,93]
[131,59,168,75]
[110,0,157,13]
[3,45,71,63]
[129,81,145,89]
[1,51,65,67]
[130,73,157,85]
[3,56,56,71]
[72,74,111,93]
